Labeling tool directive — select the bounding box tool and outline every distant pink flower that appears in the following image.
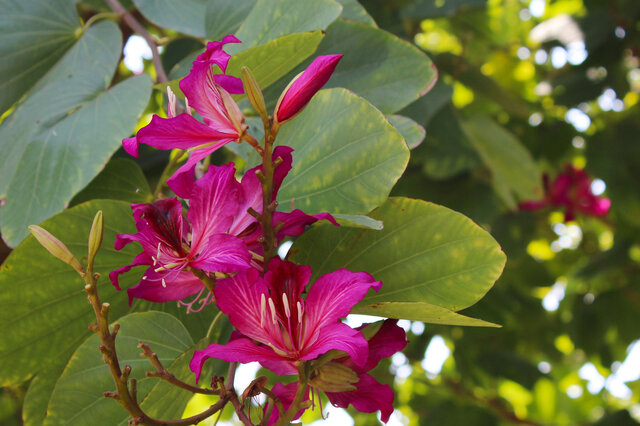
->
[189,258,382,381]
[122,34,245,184]
[274,55,343,123]
[264,320,408,425]
[520,164,610,221]
[109,164,251,310]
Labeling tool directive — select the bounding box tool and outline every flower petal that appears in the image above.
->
[126,268,204,304]
[109,251,151,290]
[190,233,251,273]
[195,34,241,72]
[213,269,268,343]
[362,320,407,372]
[301,321,369,368]
[190,335,285,383]
[266,382,306,426]
[273,210,338,240]
[122,137,139,158]
[137,114,236,152]
[188,163,240,252]
[326,373,395,423]
[305,269,382,333]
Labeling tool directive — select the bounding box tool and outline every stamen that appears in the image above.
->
[156,243,162,261]
[161,278,166,288]
[268,297,277,325]
[260,293,266,328]
[282,293,290,318]
[142,276,147,280]
[152,256,158,266]
[297,301,303,324]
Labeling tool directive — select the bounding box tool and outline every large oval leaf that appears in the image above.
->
[44,312,193,425]
[205,0,255,40]
[276,88,409,215]
[290,197,506,312]
[0,21,152,246]
[230,0,341,53]
[0,200,136,386]
[0,0,80,115]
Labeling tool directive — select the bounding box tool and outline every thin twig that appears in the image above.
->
[104,0,169,83]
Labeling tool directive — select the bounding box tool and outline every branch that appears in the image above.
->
[104,0,169,83]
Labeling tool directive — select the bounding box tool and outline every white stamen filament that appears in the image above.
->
[268,297,277,325]
[161,278,166,288]
[152,256,157,266]
[282,293,290,318]
[260,293,266,328]
[297,301,303,324]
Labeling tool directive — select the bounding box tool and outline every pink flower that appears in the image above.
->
[109,164,252,309]
[111,146,336,309]
[520,164,610,221]
[274,55,343,123]
[122,34,246,184]
[264,320,408,425]
[189,258,382,381]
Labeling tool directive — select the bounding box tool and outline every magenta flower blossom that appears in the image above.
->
[274,55,343,123]
[520,164,610,221]
[111,146,336,308]
[109,164,252,309]
[189,258,382,381]
[265,320,408,425]
[122,34,245,184]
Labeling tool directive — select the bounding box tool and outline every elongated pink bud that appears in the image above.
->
[274,54,343,123]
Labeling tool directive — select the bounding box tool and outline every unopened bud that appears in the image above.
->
[240,66,267,121]
[274,54,343,124]
[87,210,104,268]
[309,362,359,393]
[218,85,246,134]
[167,86,177,118]
[28,225,84,276]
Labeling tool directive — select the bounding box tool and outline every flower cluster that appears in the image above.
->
[520,164,611,221]
[111,35,406,423]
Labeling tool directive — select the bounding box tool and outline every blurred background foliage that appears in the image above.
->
[0,0,638,425]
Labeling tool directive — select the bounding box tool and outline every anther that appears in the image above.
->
[282,293,290,318]
[156,243,161,261]
[297,301,303,324]
[161,278,166,288]
[268,297,277,324]
[260,294,266,328]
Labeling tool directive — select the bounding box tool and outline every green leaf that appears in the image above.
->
[133,0,206,37]
[387,114,426,149]
[0,21,152,247]
[0,200,137,386]
[228,31,325,97]
[44,312,193,425]
[0,0,80,115]
[276,88,409,215]
[412,104,480,179]
[263,19,437,114]
[22,348,76,426]
[70,158,152,206]
[140,312,233,418]
[335,0,376,25]
[353,302,499,327]
[290,197,506,311]
[205,0,255,40]
[332,214,384,230]
[230,0,342,53]
[399,80,454,128]
[463,115,542,209]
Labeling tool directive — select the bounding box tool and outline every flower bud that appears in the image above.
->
[309,361,359,393]
[28,225,84,276]
[87,210,104,269]
[240,66,267,122]
[218,84,247,135]
[274,54,343,123]
[167,86,177,119]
